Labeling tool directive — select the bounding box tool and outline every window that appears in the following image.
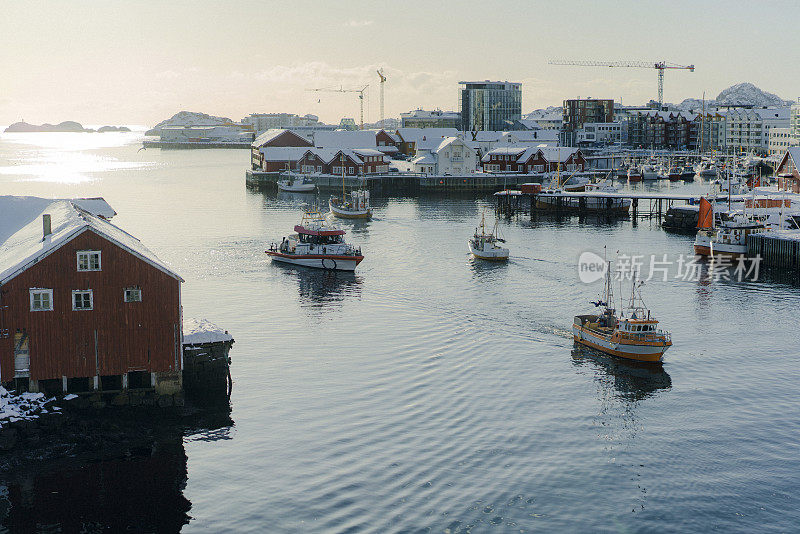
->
[124,288,142,302]
[77,250,101,271]
[72,290,93,311]
[30,288,53,311]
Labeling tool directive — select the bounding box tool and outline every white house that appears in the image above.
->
[411,136,478,175]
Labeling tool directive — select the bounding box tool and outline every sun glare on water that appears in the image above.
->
[0,131,153,184]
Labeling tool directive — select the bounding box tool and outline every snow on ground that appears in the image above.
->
[0,386,63,428]
[183,318,234,345]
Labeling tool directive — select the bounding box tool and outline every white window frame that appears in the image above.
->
[124,288,142,303]
[72,289,94,311]
[76,250,101,272]
[29,288,53,311]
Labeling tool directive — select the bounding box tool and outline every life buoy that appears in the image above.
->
[321,258,337,270]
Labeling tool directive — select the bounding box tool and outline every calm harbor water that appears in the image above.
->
[1,131,799,533]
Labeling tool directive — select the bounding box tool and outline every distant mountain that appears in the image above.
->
[146,111,233,136]
[676,83,792,111]
[3,121,131,133]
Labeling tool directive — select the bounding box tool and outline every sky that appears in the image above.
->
[1,0,798,127]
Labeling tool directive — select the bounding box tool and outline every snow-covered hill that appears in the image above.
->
[677,83,792,111]
[145,111,233,136]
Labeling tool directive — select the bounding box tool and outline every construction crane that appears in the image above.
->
[377,69,386,130]
[548,60,695,107]
[307,85,369,129]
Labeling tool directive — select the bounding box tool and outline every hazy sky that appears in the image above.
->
[2,0,798,126]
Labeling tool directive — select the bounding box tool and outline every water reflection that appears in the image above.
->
[571,345,672,401]
[0,406,233,533]
[278,265,364,309]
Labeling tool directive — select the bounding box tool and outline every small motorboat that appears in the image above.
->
[277,173,316,192]
[469,212,509,261]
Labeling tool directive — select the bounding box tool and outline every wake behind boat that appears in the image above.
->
[266,209,364,271]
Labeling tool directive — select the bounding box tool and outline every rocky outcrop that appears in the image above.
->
[145,111,233,136]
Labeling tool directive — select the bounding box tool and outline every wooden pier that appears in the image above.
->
[495,190,748,219]
[246,170,536,193]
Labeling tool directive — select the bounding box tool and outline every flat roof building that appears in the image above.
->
[459,81,522,132]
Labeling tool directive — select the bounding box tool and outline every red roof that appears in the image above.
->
[295,225,345,236]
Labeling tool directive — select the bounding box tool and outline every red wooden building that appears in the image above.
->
[0,198,184,395]
[776,147,800,193]
[251,129,313,170]
[481,147,585,173]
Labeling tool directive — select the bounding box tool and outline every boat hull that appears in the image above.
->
[266,251,363,271]
[572,324,670,362]
[278,183,316,192]
[468,243,509,261]
[329,203,372,219]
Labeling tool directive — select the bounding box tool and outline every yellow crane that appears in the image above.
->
[548,59,695,107]
[307,85,369,129]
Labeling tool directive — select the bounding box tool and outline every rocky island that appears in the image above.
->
[3,121,131,133]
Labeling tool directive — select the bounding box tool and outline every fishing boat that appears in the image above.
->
[573,261,672,363]
[329,156,372,219]
[329,189,372,219]
[277,173,316,192]
[627,167,643,182]
[641,164,658,181]
[266,209,364,271]
[694,159,717,177]
[693,196,766,257]
[680,165,696,180]
[468,212,509,261]
[667,166,683,181]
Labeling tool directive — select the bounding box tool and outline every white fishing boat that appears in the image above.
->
[328,156,372,219]
[573,260,672,363]
[468,212,509,261]
[266,209,364,271]
[641,164,658,181]
[277,173,316,192]
[694,159,718,177]
[329,189,372,219]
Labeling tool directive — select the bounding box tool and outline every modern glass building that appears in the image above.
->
[459,81,522,131]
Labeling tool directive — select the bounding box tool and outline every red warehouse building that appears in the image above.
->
[0,197,184,396]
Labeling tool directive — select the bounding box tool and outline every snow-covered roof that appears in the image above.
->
[313,130,377,149]
[0,197,183,285]
[635,110,698,121]
[183,318,234,345]
[537,147,580,162]
[252,129,311,148]
[411,154,436,165]
[396,128,460,144]
[351,148,385,157]
[0,196,115,244]
[514,119,544,130]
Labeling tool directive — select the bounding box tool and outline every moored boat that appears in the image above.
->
[277,174,316,192]
[469,212,509,261]
[573,261,672,363]
[266,209,364,271]
[627,167,643,182]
